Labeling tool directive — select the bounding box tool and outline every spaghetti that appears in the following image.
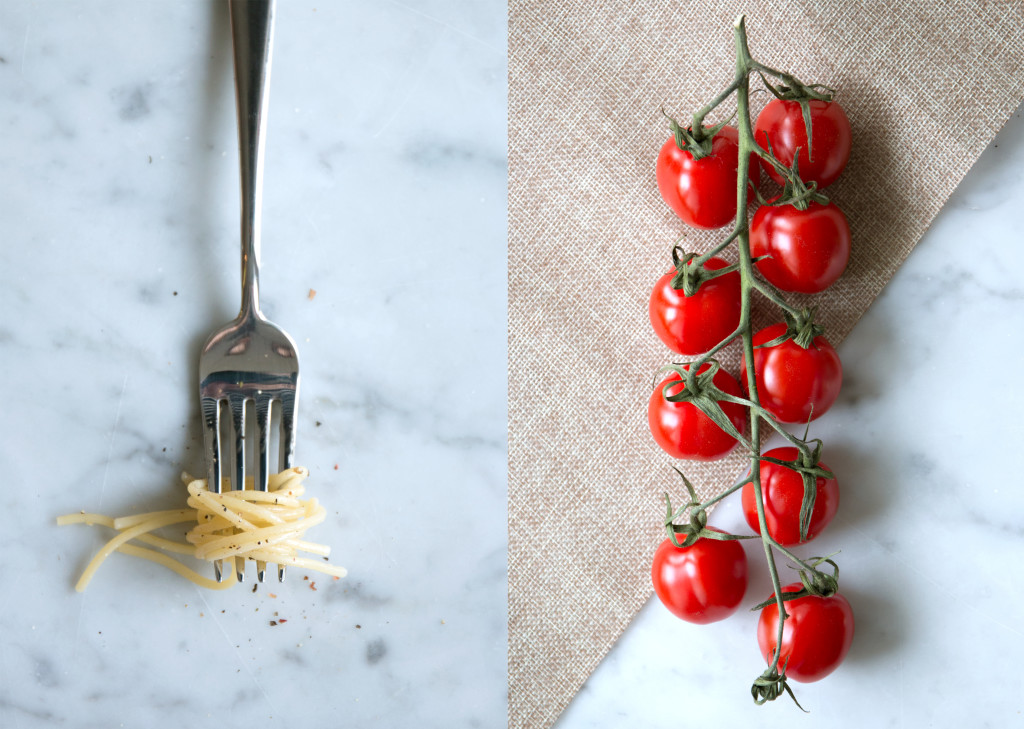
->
[57,467,346,591]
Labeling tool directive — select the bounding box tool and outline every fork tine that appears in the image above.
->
[201,395,227,582]
[229,395,247,582]
[277,394,298,583]
[229,396,246,492]
[201,396,223,494]
[255,397,272,491]
[254,397,272,582]
[279,391,297,470]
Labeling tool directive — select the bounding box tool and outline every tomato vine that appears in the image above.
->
[649,15,854,708]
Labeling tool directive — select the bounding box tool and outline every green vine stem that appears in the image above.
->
[659,14,844,707]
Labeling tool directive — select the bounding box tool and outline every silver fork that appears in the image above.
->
[199,0,298,583]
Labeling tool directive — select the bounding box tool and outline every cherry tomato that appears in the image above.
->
[651,528,748,624]
[656,126,760,229]
[740,323,842,424]
[755,99,851,189]
[741,447,839,546]
[649,257,741,355]
[648,364,747,461]
[750,200,850,294]
[757,583,854,682]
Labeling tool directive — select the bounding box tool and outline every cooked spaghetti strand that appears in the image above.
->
[58,467,346,591]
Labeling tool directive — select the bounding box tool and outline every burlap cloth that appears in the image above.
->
[508,1,1024,726]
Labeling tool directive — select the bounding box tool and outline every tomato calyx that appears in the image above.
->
[758,439,836,542]
[756,144,830,212]
[669,246,740,297]
[757,71,834,165]
[664,468,756,548]
[751,665,806,712]
[756,308,826,350]
[753,556,841,611]
[662,108,734,161]
[657,360,751,449]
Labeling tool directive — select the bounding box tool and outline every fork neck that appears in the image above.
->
[230,0,275,319]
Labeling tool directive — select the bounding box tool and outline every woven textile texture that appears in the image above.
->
[508,1,1024,726]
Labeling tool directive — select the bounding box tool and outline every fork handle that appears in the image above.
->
[229,0,275,317]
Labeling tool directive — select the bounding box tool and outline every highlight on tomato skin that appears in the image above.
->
[754,99,851,189]
[651,528,748,624]
[649,257,742,355]
[741,446,839,546]
[750,200,851,294]
[655,125,761,229]
[740,323,843,424]
[647,364,747,461]
[757,583,855,683]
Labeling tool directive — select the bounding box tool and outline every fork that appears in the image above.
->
[199,0,299,583]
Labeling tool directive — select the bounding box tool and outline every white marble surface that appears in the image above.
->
[0,1,505,727]
[556,104,1024,726]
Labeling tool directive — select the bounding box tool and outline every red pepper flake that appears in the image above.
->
[308,288,317,300]
[333,464,339,470]
[309,581,317,591]
[333,576,340,580]
[279,619,288,624]
[268,593,277,599]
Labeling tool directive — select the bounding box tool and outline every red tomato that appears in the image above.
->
[656,126,760,229]
[649,257,741,355]
[750,201,850,294]
[648,364,747,461]
[755,99,851,189]
[741,447,839,546]
[740,323,842,424]
[757,583,854,682]
[652,528,748,624]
